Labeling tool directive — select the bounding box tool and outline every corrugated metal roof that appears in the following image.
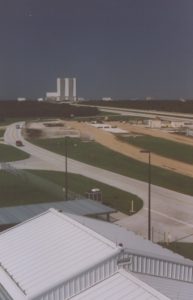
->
[0,199,115,225]
[136,273,193,300]
[67,214,193,299]
[68,214,193,264]
[0,209,121,300]
[0,283,13,300]
[0,268,27,300]
[72,269,170,300]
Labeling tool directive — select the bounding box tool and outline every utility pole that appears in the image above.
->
[140,150,151,241]
[65,137,68,201]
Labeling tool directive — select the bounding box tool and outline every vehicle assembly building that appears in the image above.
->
[46,77,76,102]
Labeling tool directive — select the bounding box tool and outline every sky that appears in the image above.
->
[0,0,193,100]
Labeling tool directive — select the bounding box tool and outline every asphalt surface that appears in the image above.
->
[3,122,193,242]
[92,105,193,122]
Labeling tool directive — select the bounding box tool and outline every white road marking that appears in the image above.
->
[144,208,193,229]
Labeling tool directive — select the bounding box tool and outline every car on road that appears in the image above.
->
[16,140,23,146]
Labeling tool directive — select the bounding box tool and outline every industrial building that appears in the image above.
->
[146,119,162,128]
[46,77,77,102]
[145,118,186,129]
[0,209,193,299]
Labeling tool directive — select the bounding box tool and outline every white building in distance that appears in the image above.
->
[46,77,77,102]
[102,97,112,101]
[17,97,26,102]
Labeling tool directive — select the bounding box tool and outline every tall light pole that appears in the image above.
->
[65,136,68,201]
[140,150,151,241]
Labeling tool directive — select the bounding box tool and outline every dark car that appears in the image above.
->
[16,140,23,146]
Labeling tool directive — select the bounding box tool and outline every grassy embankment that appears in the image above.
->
[117,134,193,164]
[0,129,5,137]
[0,144,29,162]
[82,99,193,114]
[74,114,149,122]
[31,137,193,196]
[160,242,193,261]
[0,170,142,214]
[0,124,29,161]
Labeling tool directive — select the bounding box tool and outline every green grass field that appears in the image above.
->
[0,117,27,126]
[118,134,193,164]
[160,242,193,260]
[0,170,143,214]
[31,137,193,196]
[0,144,29,161]
[74,114,148,122]
[0,129,5,137]
[104,115,149,121]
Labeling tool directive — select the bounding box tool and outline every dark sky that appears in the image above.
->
[0,0,193,99]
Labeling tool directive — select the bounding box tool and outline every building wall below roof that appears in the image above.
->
[35,256,118,300]
[72,269,170,300]
[0,284,13,300]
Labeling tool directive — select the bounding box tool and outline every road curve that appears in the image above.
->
[3,122,193,241]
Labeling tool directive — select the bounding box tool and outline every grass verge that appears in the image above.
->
[0,129,5,137]
[0,170,143,214]
[74,114,148,122]
[31,137,193,196]
[117,134,193,164]
[159,242,193,261]
[0,144,29,161]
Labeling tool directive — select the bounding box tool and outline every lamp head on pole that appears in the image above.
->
[140,149,150,154]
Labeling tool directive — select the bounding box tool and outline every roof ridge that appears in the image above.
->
[50,208,121,250]
[0,264,26,296]
[0,210,49,236]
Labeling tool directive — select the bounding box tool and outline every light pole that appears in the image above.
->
[140,150,151,241]
[65,136,68,201]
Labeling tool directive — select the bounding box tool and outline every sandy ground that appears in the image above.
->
[111,121,193,146]
[25,121,79,139]
[66,121,193,178]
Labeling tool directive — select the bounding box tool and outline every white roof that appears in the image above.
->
[72,269,170,300]
[89,123,127,133]
[0,209,121,299]
[67,214,193,263]
[66,214,193,299]
[136,274,193,300]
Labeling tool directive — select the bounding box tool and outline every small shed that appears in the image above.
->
[146,119,162,128]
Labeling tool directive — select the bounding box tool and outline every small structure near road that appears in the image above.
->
[86,188,102,202]
[145,118,186,129]
[186,128,193,137]
[145,119,162,128]
[89,122,127,133]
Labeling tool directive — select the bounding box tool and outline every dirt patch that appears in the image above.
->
[66,121,193,178]
[25,128,43,139]
[24,120,80,139]
[43,122,64,127]
[111,121,193,146]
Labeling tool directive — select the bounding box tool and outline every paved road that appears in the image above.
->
[77,104,193,122]
[3,122,193,242]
